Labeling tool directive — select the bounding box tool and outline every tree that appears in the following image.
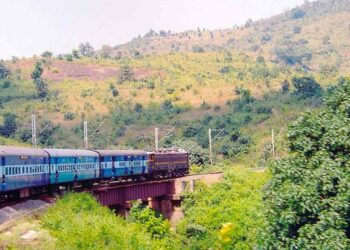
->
[41,50,53,58]
[34,78,49,99]
[72,49,80,58]
[291,8,306,19]
[31,61,48,98]
[192,45,204,53]
[117,65,134,84]
[261,80,350,249]
[109,84,119,97]
[292,76,322,97]
[281,79,290,93]
[78,42,94,57]
[174,139,210,166]
[65,54,73,62]
[100,44,113,59]
[31,61,44,80]
[0,113,17,137]
[0,62,11,79]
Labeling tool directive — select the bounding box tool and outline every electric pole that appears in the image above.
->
[84,121,88,149]
[31,114,37,148]
[155,127,159,152]
[208,128,213,165]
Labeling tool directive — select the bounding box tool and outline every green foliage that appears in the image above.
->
[2,80,11,89]
[41,50,53,58]
[281,79,290,93]
[291,8,306,19]
[0,113,17,137]
[117,65,134,84]
[79,42,95,57]
[292,76,322,97]
[41,193,156,249]
[34,78,49,99]
[65,54,74,62]
[31,61,49,99]
[192,45,205,53]
[178,167,269,249]
[0,63,11,79]
[174,139,210,166]
[129,202,171,239]
[274,43,312,66]
[38,121,59,146]
[64,112,75,120]
[31,61,44,80]
[109,83,119,97]
[261,80,350,249]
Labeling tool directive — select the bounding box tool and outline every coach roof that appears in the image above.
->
[0,146,49,157]
[44,149,99,157]
[94,149,147,157]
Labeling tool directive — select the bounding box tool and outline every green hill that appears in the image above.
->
[0,0,349,167]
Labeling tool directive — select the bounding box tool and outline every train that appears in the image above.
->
[0,146,189,198]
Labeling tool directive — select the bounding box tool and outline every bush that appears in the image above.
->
[64,112,75,120]
[65,54,73,62]
[0,113,17,137]
[291,8,306,19]
[34,78,49,99]
[281,79,290,93]
[79,42,95,57]
[31,61,44,80]
[174,139,210,165]
[129,202,170,239]
[293,25,302,34]
[292,76,322,97]
[41,193,157,249]
[0,63,11,79]
[192,45,204,53]
[117,65,134,84]
[2,80,11,88]
[261,80,350,249]
[178,167,268,249]
[218,66,232,74]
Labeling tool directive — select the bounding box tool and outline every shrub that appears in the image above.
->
[65,54,73,62]
[291,8,306,19]
[174,139,210,166]
[0,63,11,79]
[192,45,204,53]
[64,112,75,120]
[2,80,11,88]
[218,66,231,74]
[0,113,17,137]
[118,65,134,84]
[41,193,156,249]
[79,42,95,57]
[34,78,49,99]
[261,80,350,249]
[281,79,290,93]
[129,202,170,239]
[292,76,322,97]
[293,25,302,34]
[41,50,53,58]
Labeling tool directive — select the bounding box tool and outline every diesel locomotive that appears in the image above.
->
[0,146,189,198]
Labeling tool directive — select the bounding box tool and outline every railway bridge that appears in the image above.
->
[92,172,223,223]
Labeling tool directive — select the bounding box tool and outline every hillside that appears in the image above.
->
[0,0,349,166]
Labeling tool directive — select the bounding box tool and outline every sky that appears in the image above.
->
[0,0,306,59]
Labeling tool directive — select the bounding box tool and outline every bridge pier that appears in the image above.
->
[93,173,223,224]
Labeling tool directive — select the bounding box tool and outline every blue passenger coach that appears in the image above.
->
[94,150,148,178]
[44,149,99,184]
[0,146,49,192]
